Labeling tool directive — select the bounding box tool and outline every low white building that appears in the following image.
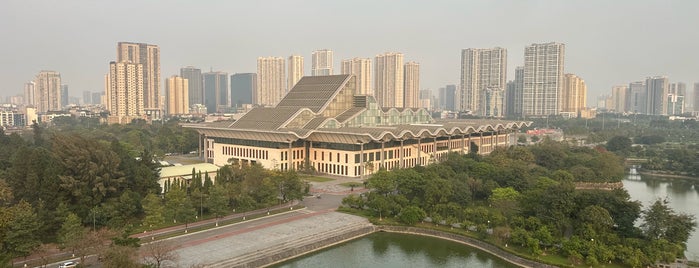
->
[159,163,219,193]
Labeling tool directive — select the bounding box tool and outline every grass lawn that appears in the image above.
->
[301,176,334,182]
[339,182,363,188]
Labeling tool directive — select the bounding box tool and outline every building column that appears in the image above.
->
[288,140,293,171]
[462,134,467,154]
[359,141,364,179]
[432,136,437,161]
[399,139,404,168]
[447,136,452,154]
[417,138,421,165]
[380,141,385,169]
[203,134,208,163]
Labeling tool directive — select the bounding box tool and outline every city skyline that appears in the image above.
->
[1,1,698,104]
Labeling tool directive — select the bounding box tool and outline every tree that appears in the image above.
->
[489,187,521,217]
[142,193,165,231]
[208,184,229,226]
[164,184,196,232]
[398,206,426,225]
[58,212,87,254]
[641,198,696,247]
[141,241,179,268]
[1,200,41,262]
[606,136,632,153]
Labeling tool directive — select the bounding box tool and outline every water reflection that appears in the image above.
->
[273,232,517,268]
[624,173,699,261]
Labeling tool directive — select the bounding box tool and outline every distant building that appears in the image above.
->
[117,42,161,110]
[460,48,507,117]
[522,42,565,117]
[611,85,628,113]
[668,82,686,115]
[83,90,92,105]
[166,75,189,115]
[560,74,587,117]
[60,84,69,107]
[256,57,285,107]
[626,81,646,114]
[438,85,457,111]
[92,92,104,106]
[374,52,404,108]
[106,61,145,124]
[311,49,333,76]
[181,66,204,106]
[403,62,420,108]
[341,58,372,95]
[230,73,256,109]
[419,89,432,110]
[645,76,668,115]
[34,71,62,113]
[694,83,699,112]
[203,71,229,113]
[288,55,304,90]
[24,82,35,107]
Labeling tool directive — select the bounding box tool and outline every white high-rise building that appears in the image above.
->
[34,71,62,113]
[311,49,333,76]
[374,52,404,108]
[166,75,189,115]
[107,61,144,124]
[522,42,565,117]
[256,57,286,106]
[341,58,372,95]
[403,62,420,108]
[288,55,304,90]
[646,76,668,115]
[460,48,507,117]
[117,42,161,110]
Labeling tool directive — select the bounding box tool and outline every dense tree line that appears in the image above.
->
[0,120,306,267]
[344,141,696,267]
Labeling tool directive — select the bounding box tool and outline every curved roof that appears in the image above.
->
[186,120,532,144]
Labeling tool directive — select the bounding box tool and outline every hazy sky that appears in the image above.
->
[1,0,697,103]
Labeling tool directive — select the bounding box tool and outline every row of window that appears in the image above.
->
[222,146,270,160]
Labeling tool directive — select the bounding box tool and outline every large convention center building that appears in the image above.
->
[184,75,530,178]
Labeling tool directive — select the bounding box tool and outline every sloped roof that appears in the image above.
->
[231,107,301,130]
[276,75,350,113]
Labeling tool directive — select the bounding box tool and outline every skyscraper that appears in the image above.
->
[311,49,333,76]
[288,55,304,90]
[419,89,432,110]
[341,58,372,95]
[460,48,507,117]
[522,42,565,116]
[611,85,628,113]
[117,42,161,110]
[24,81,35,107]
[560,74,587,117]
[437,85,457,111]
[403,62,420,108]
[645,76,668,115]
[256,57,285,106]
[107,61,144,123]
[667,82,685,115]
[203,71,229,113]
[34,71,62,113]
[181,66,203,106]
[60,85,69,107]
[374,52,404,108]
[626,81,646,114]
[166,75,189,115]
[82,90,92,105]
[230,73,257,108]
[694,83,699,112]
